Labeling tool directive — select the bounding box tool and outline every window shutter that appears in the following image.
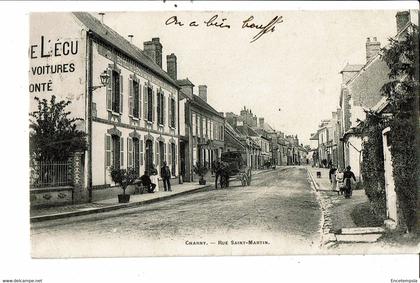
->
[140,140,144,166]
[128,138,133,168]
[162,94,166,126]
[105,134,111,167]
[168,97,172,128]
[120,137,124,169]
[156,91,161,125]
[119,74,123,114]
[138,82,142,119]
[143,85,148,120]
[128,77,133,117]
[155,141,159,168]
[106,69,112,111]
[173,98,177,129]
[152,89,156,123]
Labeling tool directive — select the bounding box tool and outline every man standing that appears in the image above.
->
[160,161,172,192]
[343,166,356,198]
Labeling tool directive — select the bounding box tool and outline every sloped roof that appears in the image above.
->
[177,78,195,87]
[191,94,224,118]
[72,12,179,88]
[340,63,364,73]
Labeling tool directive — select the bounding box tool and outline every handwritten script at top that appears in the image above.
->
[165,14,284,43]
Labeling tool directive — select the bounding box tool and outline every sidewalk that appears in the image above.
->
[306,166,385,247]
[30,181,211,222]
[30,168,273,223]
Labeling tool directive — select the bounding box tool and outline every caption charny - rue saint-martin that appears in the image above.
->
[185,240,270,245]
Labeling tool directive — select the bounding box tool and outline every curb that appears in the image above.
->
[306,167,336,248]
[31,184,212,223]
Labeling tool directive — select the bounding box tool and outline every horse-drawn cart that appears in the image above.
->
[219,151,252,188]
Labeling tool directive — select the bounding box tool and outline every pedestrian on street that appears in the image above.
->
[335,167,345,195]
[138,171,156,193]
[329,165,337,191]
[214,160,221,189]
[343,166,356,198]
[150,164,159,192]
[160,161,172,192]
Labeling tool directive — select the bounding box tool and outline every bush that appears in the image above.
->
[110,167,138,196]
[193,162,208,180]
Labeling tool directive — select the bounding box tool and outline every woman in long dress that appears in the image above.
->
[150,164,159,192]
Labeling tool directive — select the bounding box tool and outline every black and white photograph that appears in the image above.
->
[27,8,420,257]
[1,1,419,282]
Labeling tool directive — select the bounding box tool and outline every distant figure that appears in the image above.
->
[150,164,159,192]
[343,166,356,198]
[329,165,337,191]
[160,161,172,192]
[335,168,345,195]
[214,160,221,189]
[328,160,333,169]
[211,160,216,176]
[138,171,156,193]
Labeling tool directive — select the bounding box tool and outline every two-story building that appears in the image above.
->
[30,12,181,201]
[178,79,225,181]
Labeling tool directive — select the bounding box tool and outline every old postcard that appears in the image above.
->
[28,9,419,258]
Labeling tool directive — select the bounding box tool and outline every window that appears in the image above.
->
[112,70,120,113]
[170,97,176,128]
[132,80,140,118]
[157,91,164,125]
[133,138,140,175]
[111,135,121,169]
[147,86,153,122]
[159,141,165,167]
[199,115,202,138]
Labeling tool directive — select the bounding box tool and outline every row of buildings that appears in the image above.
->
[309,11,416,229]
[29,12,308,198]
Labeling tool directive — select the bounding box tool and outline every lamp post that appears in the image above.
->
[87,68,110,203]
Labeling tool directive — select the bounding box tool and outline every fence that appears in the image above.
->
[30,160,73,188]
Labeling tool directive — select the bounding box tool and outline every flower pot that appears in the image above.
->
[199,179,206,185]
[118,194,130,203]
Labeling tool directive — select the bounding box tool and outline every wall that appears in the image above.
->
[29,13,87,126]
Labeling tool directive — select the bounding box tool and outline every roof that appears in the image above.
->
[177,78,195,87]
[340,63,364,73]
[371,96,390,113]
[72,12,179,89]
[310,132,319,140]
[191,94,224,118]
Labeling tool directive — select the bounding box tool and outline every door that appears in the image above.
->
[145,140,153,174]
[382,127,397,223]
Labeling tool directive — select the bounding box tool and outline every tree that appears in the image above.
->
[30,95,87,161]
[380,26,419,232]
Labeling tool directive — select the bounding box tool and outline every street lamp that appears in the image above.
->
[90,70,110,91]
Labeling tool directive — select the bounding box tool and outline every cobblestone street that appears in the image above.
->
[31,167,322,257]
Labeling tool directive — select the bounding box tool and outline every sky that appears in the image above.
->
[97,10,405,145]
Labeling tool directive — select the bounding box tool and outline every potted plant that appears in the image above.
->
[110,167,138,203]
[193,162,209,185]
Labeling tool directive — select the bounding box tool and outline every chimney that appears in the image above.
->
[166,53,177,80]
[396,11,410,34]
[99,12,105,24]
[198,85,207,102]
[128,35,134,43]
[259,117,265,128]
[143,37,163,68]
[366,37,381,62]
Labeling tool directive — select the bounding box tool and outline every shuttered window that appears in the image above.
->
[111,71,120,113]
[170,97,176,128]
[133,80,140,118]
